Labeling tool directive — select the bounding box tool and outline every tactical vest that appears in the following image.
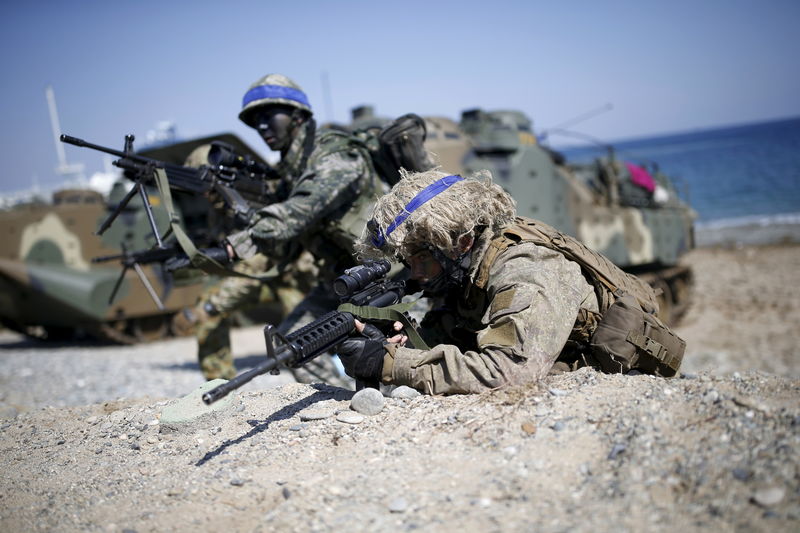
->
[299,129,383,279]
[473,217,685,377]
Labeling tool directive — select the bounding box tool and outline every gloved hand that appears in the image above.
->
[336,324,387,382]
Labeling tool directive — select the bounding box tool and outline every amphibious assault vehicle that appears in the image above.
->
[0,133,270,343]
[424,108,695,324]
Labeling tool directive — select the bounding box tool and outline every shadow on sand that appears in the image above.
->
[194,383,353,466]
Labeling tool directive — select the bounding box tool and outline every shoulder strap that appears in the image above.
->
[473,217,659,314]
[474,235,515,290]
[297,118,317,175]
[313,128,367,158]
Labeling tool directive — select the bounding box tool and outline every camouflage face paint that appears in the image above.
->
[253,106,296,152]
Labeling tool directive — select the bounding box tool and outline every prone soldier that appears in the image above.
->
[336,169,685,394]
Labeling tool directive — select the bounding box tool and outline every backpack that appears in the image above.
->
[476,217,686,377]
[352,113,435,186]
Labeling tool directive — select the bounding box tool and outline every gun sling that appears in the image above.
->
[154,168,278,281]
[337,301,430,351]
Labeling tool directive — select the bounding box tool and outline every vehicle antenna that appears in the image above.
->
[539,103,613,142]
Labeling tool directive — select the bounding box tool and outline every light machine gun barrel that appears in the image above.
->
[60,133,276,244]
[60,134,275,197]
[92,242,230,309]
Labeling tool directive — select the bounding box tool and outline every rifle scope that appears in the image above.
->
[207,141,271,175]
[333,260,391,297]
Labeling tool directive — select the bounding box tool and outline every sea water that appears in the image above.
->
[557,117,800,229]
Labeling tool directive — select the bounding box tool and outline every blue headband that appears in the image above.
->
[242,84,311,110]
[370,175,464,248]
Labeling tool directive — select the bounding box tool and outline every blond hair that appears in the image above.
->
[358,169,516,260]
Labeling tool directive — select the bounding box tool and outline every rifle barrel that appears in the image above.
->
[201,348,293,404]
[60,134,129,159]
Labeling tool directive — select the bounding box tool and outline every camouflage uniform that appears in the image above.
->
[176,144,312,380]
[382,223,600,395]
[190,252,315,380]
[227,125,379,386]
[228,124,378,265]
[226,79,381,387]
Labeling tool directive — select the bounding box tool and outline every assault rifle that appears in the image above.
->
[202,260,426,404]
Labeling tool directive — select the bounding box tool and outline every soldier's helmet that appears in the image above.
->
[239,74,313,128]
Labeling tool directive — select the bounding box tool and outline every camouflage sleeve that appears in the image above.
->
[385,242,595,395]
[228,150,369,259]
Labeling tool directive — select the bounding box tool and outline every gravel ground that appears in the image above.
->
[0,326,293,416]
[1,371,797,532]
[1,243,799,532]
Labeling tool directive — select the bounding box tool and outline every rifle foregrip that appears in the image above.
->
[287,311,355,367]
[202,311,356,405]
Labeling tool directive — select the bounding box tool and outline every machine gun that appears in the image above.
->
[92,241,230,309]
[61,133,273,306]
[61,133,278,245]
[202,260,427,404]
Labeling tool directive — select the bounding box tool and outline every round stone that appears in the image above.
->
[388,497,408,513]
[350,388,385,416]
[390,386,421,399]
[753,486,785,507]
[336,411,364,424]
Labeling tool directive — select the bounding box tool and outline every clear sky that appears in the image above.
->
[1,0,798,194]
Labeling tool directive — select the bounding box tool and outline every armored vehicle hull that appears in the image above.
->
[0,188,212,343]
[0,133,272,343]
